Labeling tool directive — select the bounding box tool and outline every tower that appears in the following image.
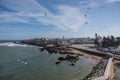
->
[63,36,64,39]
[95,33,97,38]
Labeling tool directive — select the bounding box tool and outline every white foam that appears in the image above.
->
[0,42,28,47]
[17,59,21,62]
[20,61,28,65]
[24,62,28,65]
[21,61,24,64]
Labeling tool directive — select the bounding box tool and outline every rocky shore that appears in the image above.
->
[39,46,82,55]
[17,39,115,79]
[82,59,108,80]
[17,39,104,60]
[113,60,120,80]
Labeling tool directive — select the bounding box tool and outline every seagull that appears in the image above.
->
[84,14,87,17]
[44,12,47,16]
[85,21,88,24]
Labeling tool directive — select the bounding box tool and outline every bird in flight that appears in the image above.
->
[44,12,47,16]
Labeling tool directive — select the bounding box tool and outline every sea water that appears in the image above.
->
[0,41,98,80]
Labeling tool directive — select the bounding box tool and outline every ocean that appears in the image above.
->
[0,41,98,80]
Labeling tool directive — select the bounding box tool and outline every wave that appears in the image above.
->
[0,42,28,47]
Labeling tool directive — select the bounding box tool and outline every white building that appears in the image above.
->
[57,40,70,47]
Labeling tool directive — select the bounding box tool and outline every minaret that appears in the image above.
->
[95,33,97,38]
[63,36,64,39]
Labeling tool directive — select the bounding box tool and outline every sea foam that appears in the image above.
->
[0,42,28,47]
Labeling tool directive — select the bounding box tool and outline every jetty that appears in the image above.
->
[70,44,112,58]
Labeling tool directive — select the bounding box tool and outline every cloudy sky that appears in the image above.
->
[0,0,120,40]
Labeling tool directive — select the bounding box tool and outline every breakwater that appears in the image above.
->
[70,47,111,58]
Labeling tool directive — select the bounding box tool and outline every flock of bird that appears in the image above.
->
[42,1,112,32]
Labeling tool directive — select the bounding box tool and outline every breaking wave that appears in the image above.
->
[0,42,28,47]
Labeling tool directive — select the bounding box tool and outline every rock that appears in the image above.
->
[58,57,66,61]
[71,63,75,66]
[55,61,60,65]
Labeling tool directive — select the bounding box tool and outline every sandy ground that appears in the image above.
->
[71,44,112,56]
[67,48,102,60]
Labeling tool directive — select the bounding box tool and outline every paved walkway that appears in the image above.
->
[94,58,113,80]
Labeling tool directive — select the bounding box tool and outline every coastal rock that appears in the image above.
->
[55,61,60,65]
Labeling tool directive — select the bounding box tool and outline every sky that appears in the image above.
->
[0,0,120,40]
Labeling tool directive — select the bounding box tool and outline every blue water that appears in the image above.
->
[0,41,98,80]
